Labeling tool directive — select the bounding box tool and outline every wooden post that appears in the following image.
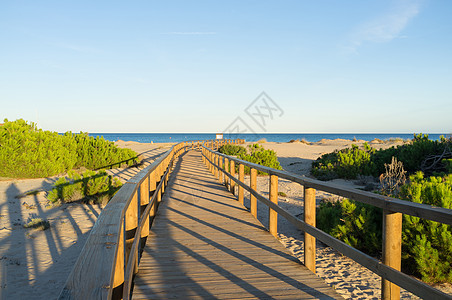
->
[269,175,278,238]
[224,158,229,187]
[149,171,157,223]
[160,164,165,194]
[140,179,150,239]
[210,152,214,174]
[382,210,402,300]
[230,160,236,194]
[219,156,223,183]
[238,164,244,205]
[112,222,124,299]
[214,154,219,179]
[304,187,316,273]
[125,192,138,268]
[250,168,257,218]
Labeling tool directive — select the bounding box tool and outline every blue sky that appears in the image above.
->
[1,0,451,133]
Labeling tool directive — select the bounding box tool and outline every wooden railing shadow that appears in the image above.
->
[202,145,452,300]
[0,180,101,299]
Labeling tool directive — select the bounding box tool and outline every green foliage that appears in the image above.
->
[0,119,139,178]
[317,172,452,283]
[24,218,50,230]
[311,134,451,180]
[47,170,122,204]
[443,159,452,173]
[218,144,247,156]
[400,172,452,283]
[238,144,283,174]
[311,143,375,180]
[317,199,382,256]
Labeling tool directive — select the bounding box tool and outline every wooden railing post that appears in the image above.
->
[304,187,316,273]
[238,164,244,205]
[112,222,124,299]
[214,154,219,179]
[125,191,138,272]
[140,179,150,240]
[224,157,229,187]
[230,160,236,195]
[219,156,223,183]
[211,152,214,174]
[269,175,278,237]
[149,170,157,222]
[162,164,167,193]
[382,210,402,300]
[250,168,257,218]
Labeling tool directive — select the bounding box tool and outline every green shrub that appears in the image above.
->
[238,144,282,174]
[317,198,382,256]
[0,119,77,178]
[443,159,452,173]
[24,218,50,230]
[0,119,139,178]
[218,144,247,156]
[317,172,452,283]
[311,143,375,180]
[47,170,122,204]
[311,134,451,180]
[400,172,452,283]
[73,132,138,170]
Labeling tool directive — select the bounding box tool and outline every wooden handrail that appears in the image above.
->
[202,145,452,300]
[58,139,242,300]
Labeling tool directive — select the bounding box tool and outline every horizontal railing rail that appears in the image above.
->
[58,138,243,300]
[202,145,452,300]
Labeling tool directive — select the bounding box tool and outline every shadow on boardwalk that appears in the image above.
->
[133,150,342,299]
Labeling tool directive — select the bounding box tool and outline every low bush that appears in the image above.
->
[47,170,122,204]
[218,144,247,156]
[400,172,452,283]
[24,218,50,230]
[311,134,451,181]
[317,198,382,256]
[317,172,452,283]
[0,119,139,178]
[311,143,375,180]
[238,144,282,174]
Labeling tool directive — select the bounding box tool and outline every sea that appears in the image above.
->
[88,133,449,144]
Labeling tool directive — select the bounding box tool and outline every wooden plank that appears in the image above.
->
[133,150,341,299]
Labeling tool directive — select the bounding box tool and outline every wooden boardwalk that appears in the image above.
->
[132,150,342,299]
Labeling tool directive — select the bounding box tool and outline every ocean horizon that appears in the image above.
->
[88,133,449,144]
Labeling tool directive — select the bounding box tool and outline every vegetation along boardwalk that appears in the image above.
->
[133,150,342,299]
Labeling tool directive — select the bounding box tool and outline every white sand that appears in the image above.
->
[1,138,450,299]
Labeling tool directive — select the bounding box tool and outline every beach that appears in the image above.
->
[1,138,450,299]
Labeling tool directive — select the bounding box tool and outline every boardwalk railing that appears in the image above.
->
[59,139,243,300]
[202,145,452,300]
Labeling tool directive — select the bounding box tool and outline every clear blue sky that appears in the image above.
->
[1,0,451,133]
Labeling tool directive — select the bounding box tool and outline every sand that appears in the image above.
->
[0,142,172,299]
[1,138,449,299]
